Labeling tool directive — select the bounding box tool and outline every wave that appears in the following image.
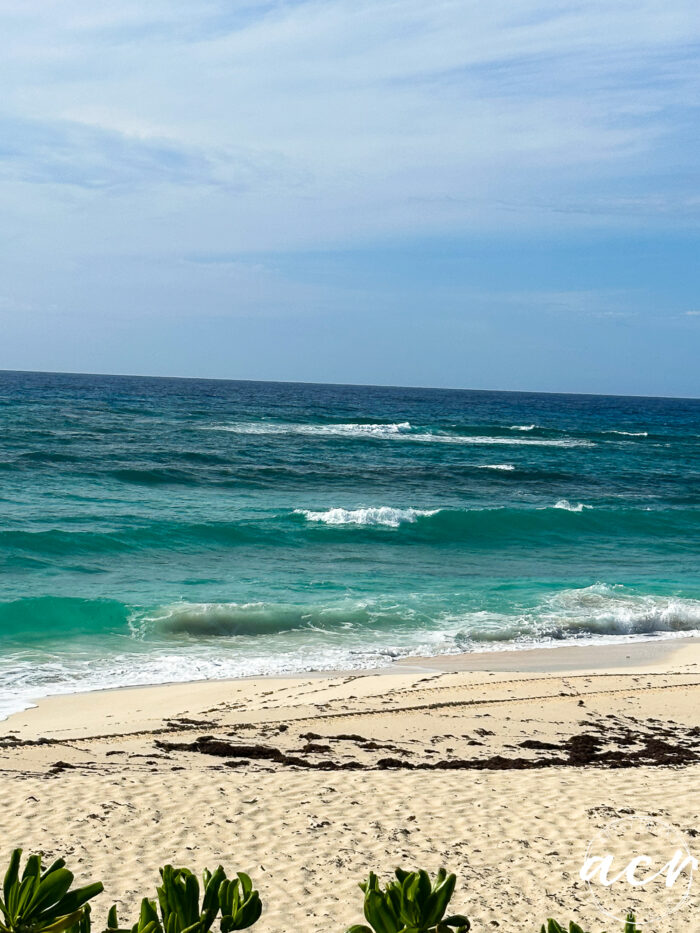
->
[552,499,592,512]
[0,596,130,642]
[476,463,515,471]
[510,424,537,431]
[206,421,592,448]
[290,504,700,550]
[208,421,412,439]
[2,505,697,559]
[3,588,700,650]
[605,430,649,437]
[463,585,700,644]
[109,467,197,486]
[2,585,700,720]
[295,506,437,527]
[140,602,317,637]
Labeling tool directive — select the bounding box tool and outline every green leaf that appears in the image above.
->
[28,869,75,913]
[424,874,456,926]
[41,909,85,933]
[54,882,105,916]
[364,890,399,933]
[3,851,21,909]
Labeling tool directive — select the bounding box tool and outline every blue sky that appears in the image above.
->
[1,1,698,396]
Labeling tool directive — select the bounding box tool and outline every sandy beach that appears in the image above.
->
[3,638,700,932]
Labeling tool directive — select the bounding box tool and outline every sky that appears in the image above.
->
[0,1,699,397]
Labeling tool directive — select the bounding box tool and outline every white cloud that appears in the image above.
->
[0,0,698,255]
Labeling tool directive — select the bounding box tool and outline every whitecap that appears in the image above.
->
[204,422,592,447]
[207,421,412,439]
[295,506,438,527]
[552,499,592,512]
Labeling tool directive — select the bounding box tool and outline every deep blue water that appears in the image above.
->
[1,370,699,717]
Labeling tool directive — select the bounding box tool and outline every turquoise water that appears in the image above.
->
[1,370,699,718]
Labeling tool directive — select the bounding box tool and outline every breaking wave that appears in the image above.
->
[552,499,593,512]
[206,421,592,448]
[141,602,320,637]
[3,586,700,720]
[207,421,412,439]
[463,585,700,644]
[295,506,437,527]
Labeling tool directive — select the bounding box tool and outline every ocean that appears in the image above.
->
[1,370,698,718]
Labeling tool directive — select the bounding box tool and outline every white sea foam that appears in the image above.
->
[460,585,700,645]
[536,584,700,638]
[605,430,648,437]
[3,585,700,721]
[295,506,437,527]
[209,421,412,439]
[510,424,537,431]
[477,463,515,471]
[552,499,592,512]
[205,421,592,447]
[398,433,591,447]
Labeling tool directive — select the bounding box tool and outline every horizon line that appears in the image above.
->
[1,367,698,402]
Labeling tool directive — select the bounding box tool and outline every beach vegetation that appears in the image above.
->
[345,867,470,933]
[106,898,160,933]
[107,866,261,933]
[0,850,646,933]
[0,849,103,933]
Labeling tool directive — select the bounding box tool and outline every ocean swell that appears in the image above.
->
[293,504,695,545]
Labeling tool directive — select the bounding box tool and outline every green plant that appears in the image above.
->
[216,874,261,933]
[107,865,261,933]
[346,868,470,933]
[68,904,93,933]
[107,898,161,933]
[540,913,638,933]
[157,866,260,933]
[0,849,103,933]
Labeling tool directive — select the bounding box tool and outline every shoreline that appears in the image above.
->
[4,630,700,931]
[5,633,700,739]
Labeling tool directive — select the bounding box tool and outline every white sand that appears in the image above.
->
[3,638,700,932]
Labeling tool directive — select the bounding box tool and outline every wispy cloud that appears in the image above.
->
[0,0,699,247]
[0,1,699,393]
[0,116,215,190]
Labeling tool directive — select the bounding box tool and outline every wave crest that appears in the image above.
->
[141,602,312,637]
[204,421,592,448]
[208,421,412,439]
[295,506,437,527]
[552,499,593,512]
